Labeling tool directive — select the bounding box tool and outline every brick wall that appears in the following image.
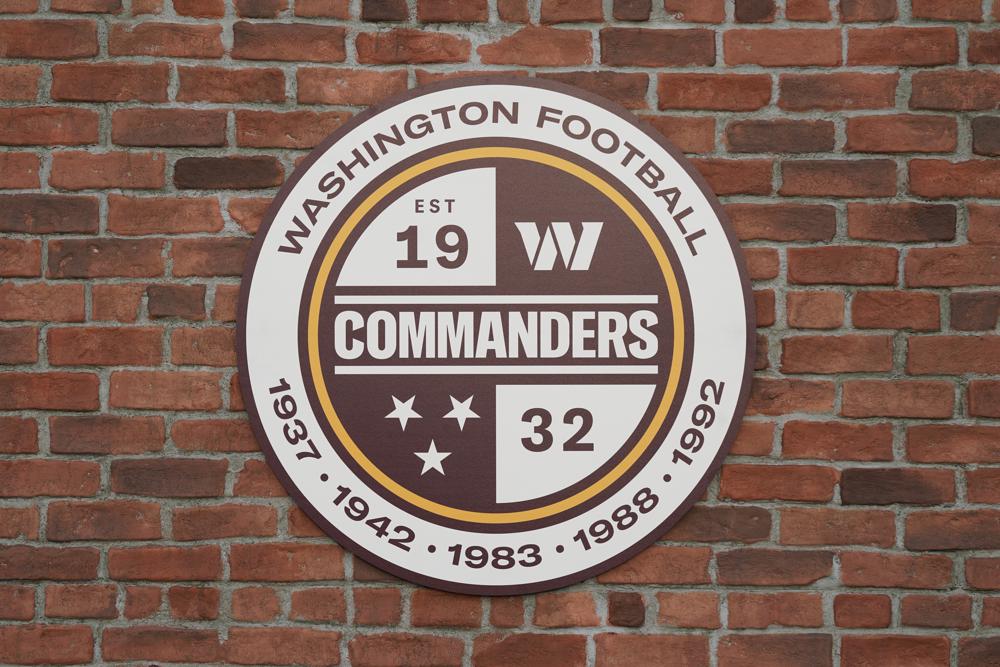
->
[0,0,998,664]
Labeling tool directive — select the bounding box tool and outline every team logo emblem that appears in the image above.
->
[238,78,754,594]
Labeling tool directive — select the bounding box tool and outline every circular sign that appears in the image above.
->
[238,78,754,595]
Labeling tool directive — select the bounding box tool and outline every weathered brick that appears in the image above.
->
[479,27,587,66]
[361,29,470,64]
[51,62,168,102]
[110,22,223,57]
[111,457,228,497]
[112,108,227,147]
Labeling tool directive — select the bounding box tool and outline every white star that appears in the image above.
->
[385,395,421,431]
[443,395,479,431]
[414,440,450,475]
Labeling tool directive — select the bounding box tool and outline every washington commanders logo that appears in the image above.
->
[238,78,754,595]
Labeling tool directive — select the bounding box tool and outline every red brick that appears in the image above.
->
[50,239,163,280]
[726,119,834,154]
[841,552,952,589]
[902,595,971,629]
[607,591,644,627]
[479,27,588,66]
[906,246,1000,287]
[907,510,1000,550]
[124,586,160,619]
[0,107,99,145]
[728,592,823,629]
[786,0,830,20]
[782,335,893,373]
[657,591,719,628]
[840,0,896,21]
[788,247,897,285]
[102,626,222,663]
[0,417,37,454]
[842,467,955,506]
[0,373,98,410]
[474,634,586,667]
[598,546,710,584]
[51,62,168,102]
[780,73,897,110]
[909,335,1000,375]
[844,380,954,418]
[172,418,256,452]
[720,464,836,502]
[666,505,771,543]
[235,0,287,17]
[169,586,219,620]
[912,0,981,20]
[489,597,524,627]
[613,0,650,20]
[842,636,950,667]
[0,194,98,234]
[640,115,714,153]
[362,0,407,20]
[170,327,236,367]
[835,593,891,628]
[173,0,224,15]
[108,195,222,235]
[719,634,832,667]
[148,285,208,321]
[297,68,408,105]
[911,71,1000,111]
[50,415,163,455]
[539,0,600,22]
[908,425,1000,463]
[111,457,227,497]
[0,545,99,580]
[233,22,344,62]
[0,585,34,620]
[174,156,283,190]
[412,589,483,627]
[110,370,221,410]
[110,22,223,57]
[974,116,1000,156]
[725,29,840,66]
[911,159,1000,198]
[0,625,93,665]
[48,500,160,541]
[692,158,772,195]
[659,73,771,111]
[419,0,487,21]
[735,0,776,22]
[350,633,463,667]
[664,0,724,22]
[782,507,895,546]
[236,109,350,149]
[782,159,896,197]
[747,378,834,415]
[718,549,832,586]
[745,248,779,280]
[967,468,1000,503]
[0,507,37,540]
[969,381,1000,418]
[849,204,956,244]
[228,197,271,233]
[528,591,595,628]
[0,152,38,188]
[0,326,37,363]
[847,115,957,154]
[595,634,708,667]
[45,584,117,619]
[783,421,893,461]
[352,588,399,625]
[178,65,284,102]
[970,30,1000,65]
[848,27,957,66]
[960,638,1000,667]
[112,108,226,147]
[171,238,251,276]
[226,627,341,666]
[109,545,221,581]
[173,504,277,540]
[967,557,1000,590]
[295,0,348,16]
[50,151,164,190]
[232,587,279,622]
[602,27,713,67]
[230,543,345,581]
[730,421,774,456]
[234,459,285,496]
[52,0,122,10]
[786,291,844,329]
[47,327,161,366]
[0,19,97,58]
[359,29,470,64]
[0,65,40,100]
[290,588,348,623]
